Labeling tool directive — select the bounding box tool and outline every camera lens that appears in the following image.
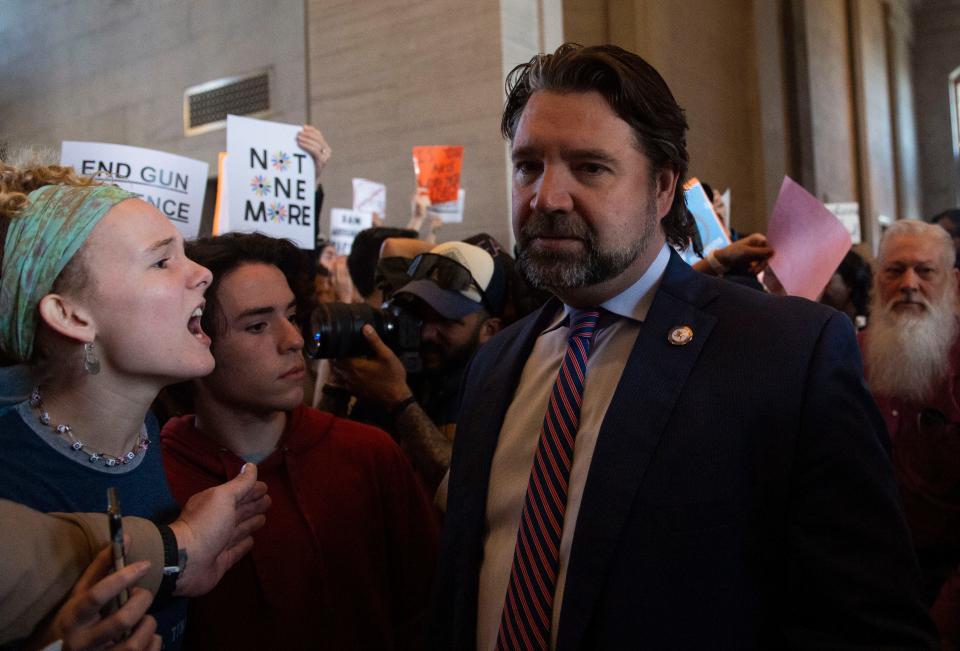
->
[307,303,378,358]
[305,302,422,369]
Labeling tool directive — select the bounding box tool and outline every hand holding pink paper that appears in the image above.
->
[766,177,851,300]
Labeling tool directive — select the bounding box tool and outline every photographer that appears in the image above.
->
[324,241,505,492]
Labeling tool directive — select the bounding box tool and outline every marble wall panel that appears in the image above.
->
[563,0,769,234]
[306,0,531,245]
[0,0,307,178]
[752,0,793,220]
[913,0,960,216]
[887,0,921,223]
[800,0,860,205]
[852,0,898,248]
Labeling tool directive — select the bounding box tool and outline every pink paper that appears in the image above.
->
[766,177,852,301]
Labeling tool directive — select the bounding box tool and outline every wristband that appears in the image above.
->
[156,523,185,601]
[390,396,417,422]
[706,250,728,275]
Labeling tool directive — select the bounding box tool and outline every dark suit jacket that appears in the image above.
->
[432,251,938,650]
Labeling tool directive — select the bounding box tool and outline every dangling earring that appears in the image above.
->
[83,341,100,375]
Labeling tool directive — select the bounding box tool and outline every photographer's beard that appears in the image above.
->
[516,205,656,291]
[864,285,958,404]
[419,322,484,377]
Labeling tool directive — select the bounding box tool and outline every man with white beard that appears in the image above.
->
[861,219,960,646]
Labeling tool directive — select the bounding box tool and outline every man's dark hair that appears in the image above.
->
[185,232,316,342]
[347,227,417,298]
[464,232,549,323]
[930,208,960,228]
[501,43,697,253]
[836,250,872,319]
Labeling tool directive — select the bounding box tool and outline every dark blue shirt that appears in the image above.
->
[0,402,186,650]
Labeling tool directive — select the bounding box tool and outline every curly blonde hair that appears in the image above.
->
[0,162,99,282]
[0,163,98,221]
[0,163,101,366]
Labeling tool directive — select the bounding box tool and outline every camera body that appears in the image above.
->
[306,301,423,373]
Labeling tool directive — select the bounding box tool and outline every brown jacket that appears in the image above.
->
[0,499,163,644]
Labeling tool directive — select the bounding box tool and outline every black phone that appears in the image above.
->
[107,487,129,607]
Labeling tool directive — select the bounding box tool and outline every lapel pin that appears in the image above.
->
[667,325,694,346]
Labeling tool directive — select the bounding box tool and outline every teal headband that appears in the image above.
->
[0,184,136,362]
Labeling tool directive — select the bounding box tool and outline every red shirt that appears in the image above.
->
[862,328,960,645]
[161,404,440,650]
[862,331,960,550]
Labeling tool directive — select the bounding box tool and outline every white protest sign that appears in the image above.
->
[60,142,208,240]
[427,188,466,224]
[225,115,315,249]
[329,208,373,255]
[825,202,861,245]
[352,178,386,219]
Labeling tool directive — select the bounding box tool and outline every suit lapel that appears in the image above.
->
[557,254,720,651]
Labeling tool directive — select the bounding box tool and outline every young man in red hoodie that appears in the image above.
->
[160,232,439,650]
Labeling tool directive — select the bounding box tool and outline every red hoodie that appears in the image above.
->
[860,327,960,646]
[161,404,440,650]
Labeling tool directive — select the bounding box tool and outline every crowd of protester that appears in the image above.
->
[1,42,959,650]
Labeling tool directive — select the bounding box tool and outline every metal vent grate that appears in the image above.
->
[183,69,272,136]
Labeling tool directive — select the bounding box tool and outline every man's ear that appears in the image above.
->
[479,317,502,344]
[37,293,96,344]
[655,166,679,221]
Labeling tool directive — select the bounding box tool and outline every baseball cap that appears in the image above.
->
[397,241,506,320]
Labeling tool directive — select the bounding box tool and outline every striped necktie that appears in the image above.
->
[496,308,602,651]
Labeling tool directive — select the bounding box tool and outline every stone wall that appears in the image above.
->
[0,1,307,174]
[914,0,960,217]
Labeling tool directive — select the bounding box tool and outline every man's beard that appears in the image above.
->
[864,286,958,403]
[419,322,483,376]
[515,206,656,291]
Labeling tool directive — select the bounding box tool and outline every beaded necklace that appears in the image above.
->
[29,387,150,467]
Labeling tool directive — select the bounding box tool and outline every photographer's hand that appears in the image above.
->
[335,326,451,490]
[333,325,413,410]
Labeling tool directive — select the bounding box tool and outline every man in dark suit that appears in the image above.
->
[432,43,937,650]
